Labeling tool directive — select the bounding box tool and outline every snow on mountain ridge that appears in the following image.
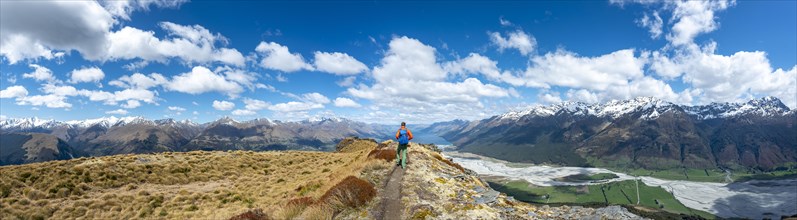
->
[210,116,239,126]
[0,116,200,130]
[0,117,62,129]
[64,116,148,128]
[682,96,790,120]
[499,97,669,120]
[499,101,593,120]
[499,96,789,121]
[305,116,347,123]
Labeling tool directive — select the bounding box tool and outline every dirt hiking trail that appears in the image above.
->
[375,165,405,220]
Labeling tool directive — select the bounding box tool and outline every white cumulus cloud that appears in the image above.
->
[637,11,663,39]
[22,64,57,82]
[212,100,235,111]
[336,76,357,87]
[520,49,647,91]
[313,51,368,75]
[105,109,129,115]
[445,53,523,86]
[0,85,28,98]
[268,101,324,112]
[667,0,734,46]
[230,98,270,116]
[348,36,512,122]
[255,41,313,72]
[168,106,186,111]
[167,66,244,97]
[302,92,331,104]
[537,92,563,104]
[231,109,256,116]
[243,98,270,110]
[0,1,113,63]
[613,0,734,46]
[42,84,79,97]
[650,42,797,107]
[77,88,156,105]
[218,67,259,89]
[69,67,105,83]
[121,100,141,109]
[16,94,71,108]
[106,23,245,67]
[333,97,361,108]
[109,72,168,89]
[488,30,536,56]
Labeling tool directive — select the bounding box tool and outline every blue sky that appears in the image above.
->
[0,0,795,124]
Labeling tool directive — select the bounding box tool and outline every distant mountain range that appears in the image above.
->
[2,96,795,171]
[434,96,797,171]
[0,133,75,166]
[0,116,395,165]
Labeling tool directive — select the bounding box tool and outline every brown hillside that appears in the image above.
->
[0,137,384,219]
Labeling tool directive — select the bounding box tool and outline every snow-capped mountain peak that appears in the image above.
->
[595,97,671,119]
[683,96,790,120]
[0,117,62,130]
[498,97,672,120]
[305,116,347,124]
[211,116,239,126]
[63,116,148,128]
[495,96,789,122]
[498,105,556,120]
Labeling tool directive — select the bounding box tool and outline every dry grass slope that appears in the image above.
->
[320,176,377,209]
[267,139,394,220]
[368,148,397,162]
[0,137,387,220]
[432,153,466,173]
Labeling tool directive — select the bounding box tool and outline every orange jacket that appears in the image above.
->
[395,127,413,140]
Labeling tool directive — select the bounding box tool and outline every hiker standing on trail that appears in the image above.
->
[395,122,413,169]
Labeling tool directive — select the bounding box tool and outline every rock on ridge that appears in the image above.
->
[400,143,646,219]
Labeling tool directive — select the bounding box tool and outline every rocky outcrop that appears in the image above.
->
[400,142,645,219]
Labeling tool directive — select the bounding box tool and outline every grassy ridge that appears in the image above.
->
[488,179,716,219]
[0,138,387,220]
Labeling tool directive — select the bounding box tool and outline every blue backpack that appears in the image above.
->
[398,128,409,145]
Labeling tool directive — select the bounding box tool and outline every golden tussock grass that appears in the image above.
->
[0,138,390,220]
[296,203,335,220]
[267,139,391,220]
[272,197,315,219]
[273,175,377,220]
[319,176,376,209]
[0,138,382,220]
[367,148,397,162]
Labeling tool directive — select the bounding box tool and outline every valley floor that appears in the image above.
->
[447,151,797,219]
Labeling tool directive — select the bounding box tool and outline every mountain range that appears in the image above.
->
[434,96,797,171]
[2,96,795,171]
[0,116,394,165]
